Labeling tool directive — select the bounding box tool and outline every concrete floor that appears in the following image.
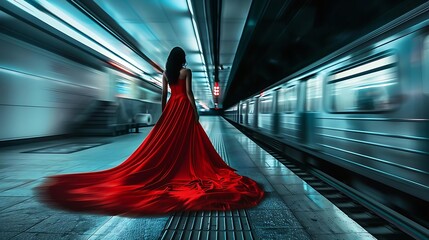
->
[0,116,375,240]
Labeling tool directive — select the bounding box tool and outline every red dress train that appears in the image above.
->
[36,78,264,216]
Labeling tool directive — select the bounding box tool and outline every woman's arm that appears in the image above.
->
[185,69,199,122]
[161,73,168,112]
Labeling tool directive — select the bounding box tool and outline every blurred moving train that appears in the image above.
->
[0,31,163,141]
[225,4,429,228]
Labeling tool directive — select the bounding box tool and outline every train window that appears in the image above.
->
[327,54,399,112]
[259,94,273,114]
[241,102,247,113]
[248,101,255,114]
[306,75,323,112]
[278,84,297,113]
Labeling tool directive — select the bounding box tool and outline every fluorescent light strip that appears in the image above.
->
[35,0,148,74]
[7,0,145,76]
[186,0,206,68]
[186,0,212,103]
[198,101,210,110]
[186,0,202,60]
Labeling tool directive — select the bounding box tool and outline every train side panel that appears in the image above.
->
[316,30,429,201]
[226,19,429,203]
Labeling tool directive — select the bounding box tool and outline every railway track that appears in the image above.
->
[225,118,425,240]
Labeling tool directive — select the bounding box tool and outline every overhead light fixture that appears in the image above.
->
[186,0,212,103]
[6,0,154,79]
[186,0,205,67]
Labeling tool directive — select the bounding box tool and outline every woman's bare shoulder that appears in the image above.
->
[180,68,191,73]
[179,68,191,79]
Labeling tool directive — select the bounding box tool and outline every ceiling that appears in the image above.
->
[1,0,427,110]
[90,0,252,109]
[92,0,214,108]
[222,0,428,108]
[1,0,253,110]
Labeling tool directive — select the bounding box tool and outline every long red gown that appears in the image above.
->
[36,78,264,216]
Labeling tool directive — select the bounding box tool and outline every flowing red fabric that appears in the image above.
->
[36,78,264,216]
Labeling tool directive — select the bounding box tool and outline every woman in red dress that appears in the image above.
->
[37,47,264,216]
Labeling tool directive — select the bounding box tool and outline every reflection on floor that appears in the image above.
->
[0,116,375,240]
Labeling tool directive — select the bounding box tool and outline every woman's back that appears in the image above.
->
[168,69,188,97]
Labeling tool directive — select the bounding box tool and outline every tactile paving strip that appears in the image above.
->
[21,142,110,154]
[160,125,256,240]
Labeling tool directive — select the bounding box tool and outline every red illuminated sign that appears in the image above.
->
[214,82,220,96]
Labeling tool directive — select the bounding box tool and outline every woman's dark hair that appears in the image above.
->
[165,47,186,84]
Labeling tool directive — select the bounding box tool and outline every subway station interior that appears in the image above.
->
[0,0,429,239]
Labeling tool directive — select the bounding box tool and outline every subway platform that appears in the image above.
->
[0,116,375,240]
